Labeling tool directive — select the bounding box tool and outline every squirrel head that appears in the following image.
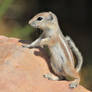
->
[29,11,59,30]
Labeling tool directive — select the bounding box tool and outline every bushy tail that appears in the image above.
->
[66,36,83,72]
[71,44,83,72]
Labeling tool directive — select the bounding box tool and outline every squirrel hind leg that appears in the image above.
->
[63,62,80,88]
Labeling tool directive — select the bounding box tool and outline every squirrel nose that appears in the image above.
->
[29,20,37,27]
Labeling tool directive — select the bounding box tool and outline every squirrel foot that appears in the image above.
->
[69,81,78,88]
[43,73,60,81]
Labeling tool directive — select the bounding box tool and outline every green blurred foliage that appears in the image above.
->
[0,0,13,20]
[8,26,34,40]
[0,0,34,40]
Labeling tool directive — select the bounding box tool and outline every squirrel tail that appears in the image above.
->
[66,36,83,72]
[71,44,83,72]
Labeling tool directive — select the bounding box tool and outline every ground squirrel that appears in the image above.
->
[24,11,83,88]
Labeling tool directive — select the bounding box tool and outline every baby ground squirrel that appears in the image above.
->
[24,11,83,88]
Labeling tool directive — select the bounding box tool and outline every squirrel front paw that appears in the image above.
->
[22,44,33,48]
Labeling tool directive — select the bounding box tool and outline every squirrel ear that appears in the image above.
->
[49,11,53,14]
[47,12,54,21]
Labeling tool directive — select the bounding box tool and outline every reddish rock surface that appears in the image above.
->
[0,35,90,92]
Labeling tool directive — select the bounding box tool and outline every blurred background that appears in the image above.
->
[0,0,92,90]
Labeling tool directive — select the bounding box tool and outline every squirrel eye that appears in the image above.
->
[37,17,43,21]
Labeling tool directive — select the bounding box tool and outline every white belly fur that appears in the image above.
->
[49,43,67,75]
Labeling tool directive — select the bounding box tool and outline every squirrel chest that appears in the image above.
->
[48,35,74,75]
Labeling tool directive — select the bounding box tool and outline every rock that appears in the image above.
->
[0,35,90,92]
